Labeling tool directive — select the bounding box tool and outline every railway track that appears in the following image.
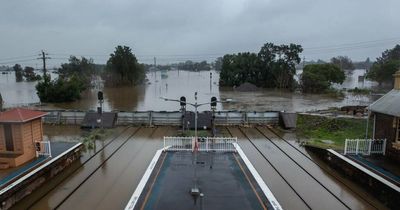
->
[21,127,163,210]
[226,126,382,210]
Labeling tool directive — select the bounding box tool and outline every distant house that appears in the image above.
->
[369,70,400,162]
[0,108,47,168]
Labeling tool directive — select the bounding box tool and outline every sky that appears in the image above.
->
[0,0,399,67]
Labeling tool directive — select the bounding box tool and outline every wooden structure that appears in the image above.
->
[369,70,400,162]
[0,108,47,168]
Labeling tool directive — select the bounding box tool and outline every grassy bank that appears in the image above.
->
[296,114,372,150]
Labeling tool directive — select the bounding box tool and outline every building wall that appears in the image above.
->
[0,119,44,167]
[14,119,43,166]
[374,112,400,162]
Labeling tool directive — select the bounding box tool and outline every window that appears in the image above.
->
[4,124,14,151]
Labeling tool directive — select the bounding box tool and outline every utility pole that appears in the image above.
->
[37,50,51,76]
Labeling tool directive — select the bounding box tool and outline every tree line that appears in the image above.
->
[36,45,144,102]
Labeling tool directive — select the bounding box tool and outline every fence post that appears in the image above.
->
[368,139,372,155]
[344,139,348,155]
[383,139,387,155]
[163,137,166,151]
[355,140,359,155]
[48,141,52,158]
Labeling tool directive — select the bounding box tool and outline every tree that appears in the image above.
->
[330,56,355,70]
[219,42,303,89]
[13,64,23,82]
[300,64,345,93]
[59,56,95,85]
[104,45,145,86]
[366,45,400,85]
[36,73,85,102]
[23,66,41,81]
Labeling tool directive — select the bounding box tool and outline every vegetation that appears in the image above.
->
[23,66,41,81]
[219,42,303,89]
[13,64,23,82]
[82,129,110,150]
[347,87,372,95]
[330,56,355,70]
[366,44,400,85]
[297,114,372,149]
[59,56,95,85]
[300,63,345,93]
[104,45,145,86]
[36,56,96,103]
[36,74,86,102]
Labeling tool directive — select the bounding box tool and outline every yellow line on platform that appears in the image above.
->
[233,153,268,210]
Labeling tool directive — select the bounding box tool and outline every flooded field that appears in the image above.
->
[0,69,384,112]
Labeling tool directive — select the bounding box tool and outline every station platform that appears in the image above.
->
[328,149,400,192]
[126,145,281,210]
[0,142,78,190]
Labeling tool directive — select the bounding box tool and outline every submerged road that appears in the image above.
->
[226,126,387,210]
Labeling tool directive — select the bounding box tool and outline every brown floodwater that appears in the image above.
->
[0,69,384,112]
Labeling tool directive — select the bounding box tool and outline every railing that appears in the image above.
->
[163,136,237,152]
[39,109,279,126]
[344,139,386,155]
[35,141,52,158]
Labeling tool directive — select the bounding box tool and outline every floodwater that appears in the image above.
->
[225,126,388,210]
[0,69,384,112]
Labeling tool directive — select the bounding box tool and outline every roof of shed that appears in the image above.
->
[0,108,47,123]
[369,89,400,117]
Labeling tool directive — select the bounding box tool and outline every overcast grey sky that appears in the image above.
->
[0,0,399,67]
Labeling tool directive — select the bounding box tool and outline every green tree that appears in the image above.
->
[0,92,3,111]
[13,64,23,82]
[59,56,95,85]
[330,56,355,70]
[300,64,345,93]
[258,43,303,89]
[23,66,41,81]
[366,45,400,85]
[105,45,145,86]
[219,42,303,89]
[36,73,86,103]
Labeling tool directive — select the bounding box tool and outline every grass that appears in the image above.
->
[296,114,372,150]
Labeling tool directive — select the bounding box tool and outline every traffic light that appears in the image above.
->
[98,91,103,101]
[211,97,217,107]
[180,96,186,106]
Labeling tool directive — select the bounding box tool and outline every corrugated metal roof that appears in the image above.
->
[369,89,400,117]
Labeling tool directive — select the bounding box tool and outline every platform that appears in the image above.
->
[126,139,282,210]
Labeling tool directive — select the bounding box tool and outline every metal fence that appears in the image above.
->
[344,139,387,155]
[40,109,279,126]
[35,141,52,157]
[163,136,237,152]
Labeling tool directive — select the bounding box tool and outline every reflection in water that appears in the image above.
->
[0,69,386,112]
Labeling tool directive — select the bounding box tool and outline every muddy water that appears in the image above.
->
[225,127,387,210]
[1,69,383,112]
[12,126,177,210]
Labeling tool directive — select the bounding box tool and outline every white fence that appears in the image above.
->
[35,141,52,158]
[344,139,387,155]
[163,136,237,152]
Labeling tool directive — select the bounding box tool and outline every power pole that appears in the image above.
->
[37,50,51,76]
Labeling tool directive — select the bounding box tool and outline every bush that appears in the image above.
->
[36,74,86,102]
[300,63,345,93]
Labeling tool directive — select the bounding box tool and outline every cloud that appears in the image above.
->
[0,0,399,66]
